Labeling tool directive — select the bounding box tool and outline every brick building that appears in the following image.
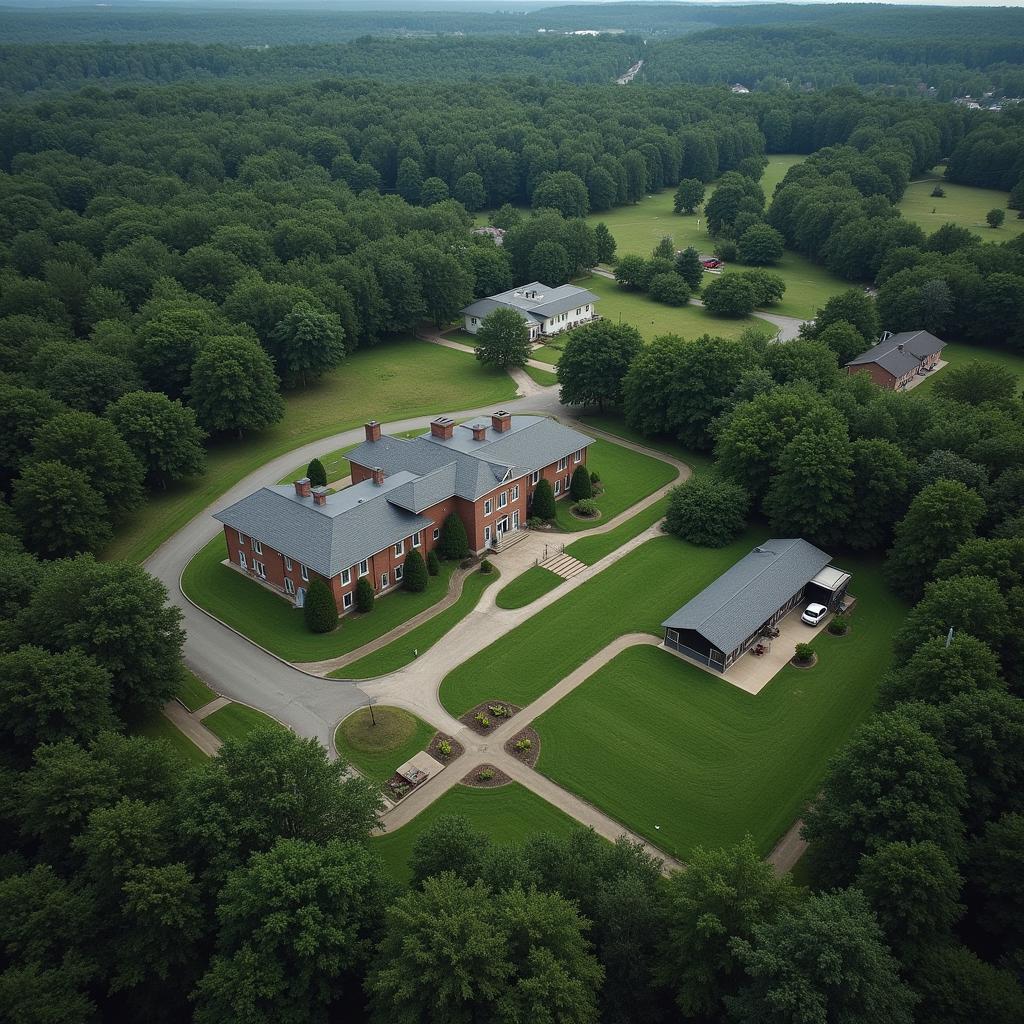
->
[845,330,946,390]
[213,413,593,613]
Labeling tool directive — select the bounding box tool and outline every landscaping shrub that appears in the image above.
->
[355,576,375,613]
[488,704,508,717]
[527,516,545,530]
[573,499,599,518]
[480,559,494,574]
[794,642,816,664]
[436,739,452,758]
[590,470,600,485]
[402,549,428,593]
[303,578,338,634]
[570,464,593,500]
[515,738,532,752]
[306,457,327,488]
[439,512,469,560]
[475,713,491,728]
[649,272,691,306]
[828,614,850,636]
[665,476,750,547]
[477,768,495,781]
[532,478,556,520]
[426,549,440,576]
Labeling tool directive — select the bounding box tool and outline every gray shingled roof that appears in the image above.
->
[214,476,432,578]
[662,539,832,654]
[847,330,946,378]
[462,282,599,322]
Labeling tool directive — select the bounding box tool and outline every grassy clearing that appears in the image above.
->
[105,337,516,564]
[203,702,287,744]
[372,782,583,885]
[911,342,1024,397]
[554,437,679,532]
[522,364,559,387]
[132,711,208,767]
[533,563,903,861]
[565,496,668,566]
[335,706,435,784]
[898,167,1024,242]
[336,566,500,679]
[531,345,563,365]
[714,250,847,319]
[439,531,768,717]
[760,154,806,199]
[577,413,714,476]
[495,566,563,610]
[177,670,217,713]
[182,534,458,663]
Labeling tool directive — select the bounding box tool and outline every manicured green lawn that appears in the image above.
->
[582,274,773,343]
[496,566,563,610]
[531,345,563,365]
[565,496,669,566]
[132,711,208,767]
[713,250,847,319]
[105,337,516,564]
[372,782,584,885]
[553,437,679,532]
[202,702,287,744]
[439,531,769,717]
[182,534,458,662]
[335,706,435,784]
[898,167,1024,242]
[534,563,904,861]
[911,342,1024,397]
[522,364,559,387]
[177,670,217,713]
[577,413,714,477]
[336,566,500,679]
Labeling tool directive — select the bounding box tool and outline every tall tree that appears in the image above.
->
[106,391,206,487]
[268,302,346,388]
[674,178,705,214]
[557,320,643,410]
[474,307,531,368]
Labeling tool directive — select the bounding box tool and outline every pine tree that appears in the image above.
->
[439,513,469,560]
[307,458,327,488]
[303,579,338,634]
[675,247,704,290]
[402,549,428,593]
[355,577,375,613]
[532,478,556,520]
[427,550,441,576]
[569,464,593,501]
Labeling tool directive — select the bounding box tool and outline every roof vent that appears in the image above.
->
[471,423,487,441]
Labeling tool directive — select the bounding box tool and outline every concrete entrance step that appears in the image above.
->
[541,553,588,579]
[493,528,528,552]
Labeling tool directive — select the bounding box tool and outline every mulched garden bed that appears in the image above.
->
[427,731,464,765]
[461,763,512,788]
[790,653,819,669]
[460,700,522,736]
[569,508,602,522]
[503,726,540,768]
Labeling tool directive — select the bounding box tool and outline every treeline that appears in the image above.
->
[0,36,642,98]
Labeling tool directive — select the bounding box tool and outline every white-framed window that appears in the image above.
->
[237,531,246,545]
[531,470,540,485]
[412,532,421,548]
[471,316,478,325]
[432,527,440,540]
[498,491,507,509]
[300,564,309,582]
[380,572,389,590]
[342,567,351,585]
[558,456,568,471]
[238,551,247,570]
[574,449,583,463]
[395,564,404,582]
[512,484,519,501]
[484,525,491,544]
[484,499,492,516]
[394,540,404,556]
[284,578,295,595]
[554,480,561,495]
[359,559,369,577]
[343,592,353,609]
[252,539,263,555]
[253,560,266,579]
[576,307,581,315]
[284,555,292,571]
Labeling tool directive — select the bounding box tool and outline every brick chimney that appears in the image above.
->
[471,423,487,441]
[294,477,311,497]
[364,420,381,442]
[430,416,454,440]
[371,467,385,486]
[312,486,328,506]
[491,410,511,433]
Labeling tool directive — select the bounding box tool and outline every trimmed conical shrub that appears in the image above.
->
[356,576,375,613]
[403,549,428,592]
[304,578,338,633]
[307,458,327,488]
[427,550,441,576]
[439,512,469,560]
[570,464,593,500]
[532,478,556,520]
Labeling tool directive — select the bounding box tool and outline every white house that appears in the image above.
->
[460,282,600,340]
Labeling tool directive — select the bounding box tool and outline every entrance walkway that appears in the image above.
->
[540,551,588,580]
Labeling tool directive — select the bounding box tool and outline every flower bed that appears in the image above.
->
[503,727,540,768]
[428,731,464,764]
[460,700,521,735]
[462,763,512,788]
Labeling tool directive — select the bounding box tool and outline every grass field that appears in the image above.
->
[132,711,209,767]
[714,250,848,320]
[522,364,559,387]
[496,565,563,609]
[439,531,769,717]
[911,342,1024,397]
[898,167,1024,242]
[336,566,500,679]
[104,337,517,564]
[371,782,584,885]
[182,534,458,663]
[553,437,679,532]
[533,564,904,860]
[202,702,287,744]
[177,670,217,712]
[577,413,714,476]
[335,706,435,784]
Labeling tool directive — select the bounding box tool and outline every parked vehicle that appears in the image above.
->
[699,257,723,269]
[801,603,828,626]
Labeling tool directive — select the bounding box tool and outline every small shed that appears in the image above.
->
[661,539,846,672]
